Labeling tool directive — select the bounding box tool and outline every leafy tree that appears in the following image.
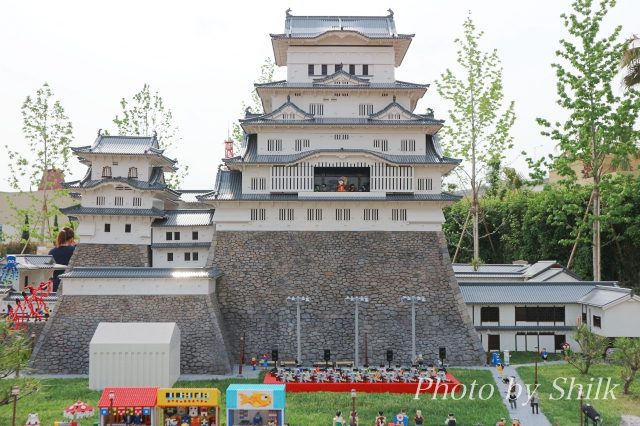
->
[436,13,516,263]
[231,58,275,152]
[112,84,186,189]
[537,0,640,280]
[5,83,73,246]
[621,35,640,89]
[565,325,609,374]
[613,337,640,394]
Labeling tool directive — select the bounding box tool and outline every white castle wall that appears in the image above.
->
[268,92,413,116]
[90,156,156,181]
[77,216,154,244]
[81,186,164,209]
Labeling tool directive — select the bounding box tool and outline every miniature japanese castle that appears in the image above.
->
[31,11,485,375]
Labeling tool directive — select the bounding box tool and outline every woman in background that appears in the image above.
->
[49,229,75,292]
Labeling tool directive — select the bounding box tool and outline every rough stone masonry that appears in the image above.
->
[213,231,485,366]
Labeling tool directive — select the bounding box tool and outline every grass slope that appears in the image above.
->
[517,363,640,425]
[0,369,508,425]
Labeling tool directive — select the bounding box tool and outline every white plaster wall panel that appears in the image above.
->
[78,216,153,244]
[599,300,640,337]
[90,156,154,181]
[81,186,158,209]
[63,277,216,296]
[152,248,209,268]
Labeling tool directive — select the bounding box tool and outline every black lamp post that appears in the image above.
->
[11,385,20,426]
[108,390,115,426]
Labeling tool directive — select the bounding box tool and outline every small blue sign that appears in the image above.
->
[100,408,108,416]
[142,408,151,416]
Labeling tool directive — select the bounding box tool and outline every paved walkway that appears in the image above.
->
[488,364,552,426]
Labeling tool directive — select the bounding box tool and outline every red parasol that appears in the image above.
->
[64,400,95,419]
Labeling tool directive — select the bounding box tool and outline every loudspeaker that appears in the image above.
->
[439,347,447,360]
[386,349,393,362]
[271,349,279,361]
[324,349,331,362]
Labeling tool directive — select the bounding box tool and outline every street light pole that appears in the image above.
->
[108,390,115,426]
[286,296,309,365]
[346,296,368,367]
[401,296,426,363]
[11,385,20,426]
[351,389,357,421]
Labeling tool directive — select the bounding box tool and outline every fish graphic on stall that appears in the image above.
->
[238,392,273,408]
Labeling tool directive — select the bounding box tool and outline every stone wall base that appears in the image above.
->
[69,244,149,267]
[214,231,485,366]
[29,294,232,374]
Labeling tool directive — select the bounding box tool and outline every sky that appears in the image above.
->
[0,0,637,191]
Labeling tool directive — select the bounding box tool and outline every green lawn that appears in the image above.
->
[0,369,509,425]
[517,363,640,425]
[505,351,563,365]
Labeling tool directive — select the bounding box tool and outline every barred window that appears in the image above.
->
[101,166,112,178]
[309,103,324,115]
[295,139,310,151]
[114,196,124,206]
[391,208,407,221]
[417,178,433,191]
[267,139,282,151]
[334,134,349,140]
[278,208,295,221]
[128,167,138,178]
[282,113,296,120]
[401,139,416,152]
[359,104,374,116]
[373,139,388,151]
[335,208,351,221]
[250,177,267,190]
[96,196,106,206]
[306,208,323,221]
[251,208,266,221]
[363,208,379,221]
[388,113,401,120]
[133,197,142,206]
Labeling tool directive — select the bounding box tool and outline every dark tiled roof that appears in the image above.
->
[200,169,460,202]
[152,210,215,227]
[311,70,370,85]
[275,13,408,38]
[151,242,212,248]
[241,116,443,128]
[6,291,58,302]
[65,167,178,196]
[224,136,459,166]
[578,286,635,308]
[475,325,575,331]
[60,205,165,217]
[370,100,427,120]
[255,80,429,90]
[61,267,222,279]
[459,281,618,305]
[250,100,314,121]
[71,135,176,165]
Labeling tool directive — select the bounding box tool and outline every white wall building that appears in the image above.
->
[579,286,640,338]
[200,12,461,231]
[151,210,214,268]
[62,134,180,245]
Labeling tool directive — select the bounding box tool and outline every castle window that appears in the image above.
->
[104,223,111,232]
[335,208,351,221]
[373,139,388,152]
[114,196,124,206]
[251,208,266,221]
[184,252,191,261]
[102,166,112,178]
[192,252,199,261]
[267,139,282,152]
[250,177,267,190]
[96,196,106,206]
[306,208,323,221]
[349,64,356,75]
[362,64,369,75]
[282,113,296,120]
[278,208,295,221]
[381,93,389,97]
[388,113,402,120]
[112,161,119,166]
[392,208,407,221]
[417,178,433,191]
[125,224,131,233]
[174,232,180,240]
[192,231,199,240]
[335,64,342,72]
[166,231,173,241]
[294,139,310,151]
[334,134,349,140]
[308,64,315,76]
[333,92,349,97]
[401,139,416,151]
[167,253,173,262]
[309,103,324,115]
[359,104,374,116]
[321,64,328,75]
[363,208,379,221]
[128,167,138,178]
[133,197,142,207]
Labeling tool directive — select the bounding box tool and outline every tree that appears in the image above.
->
[436,13,516,263]
[565,324,609,374]
[0,320,39,405]
[112,84,186,189]
[621,35,640,89]
[537,0,640,280]
[612,337,640,394]
[231,58,275,152]
[5,82,73,245]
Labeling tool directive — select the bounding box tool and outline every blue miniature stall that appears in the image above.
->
[226,384,286,426]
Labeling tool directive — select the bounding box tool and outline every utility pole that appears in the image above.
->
[345,296,368,367]
[286,296,309,365]
[401,296,426,363]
